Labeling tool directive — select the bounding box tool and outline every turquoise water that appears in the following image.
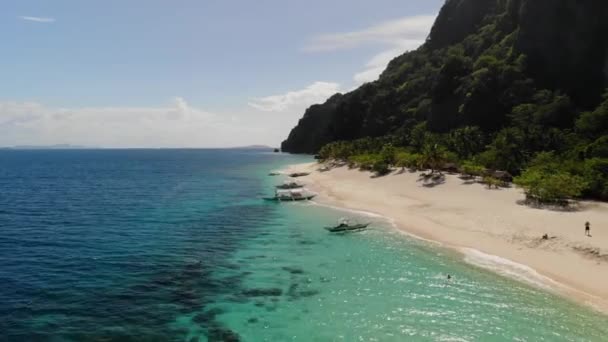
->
[210,203,608,341]
[1,149,607,341]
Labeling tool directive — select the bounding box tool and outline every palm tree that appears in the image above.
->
[421,143,446,174]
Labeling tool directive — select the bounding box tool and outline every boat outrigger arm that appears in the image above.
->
[263,189,316,201]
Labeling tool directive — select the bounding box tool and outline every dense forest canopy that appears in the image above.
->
[282,0,608,201]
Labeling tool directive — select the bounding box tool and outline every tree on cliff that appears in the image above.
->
[281,0,608,201]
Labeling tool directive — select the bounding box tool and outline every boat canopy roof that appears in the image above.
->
[283,180,301,185]
[339,217,364,225]
[276,189,304,194]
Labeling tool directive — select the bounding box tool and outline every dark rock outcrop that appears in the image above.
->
[281,0,608,154]
[281,94,343,154]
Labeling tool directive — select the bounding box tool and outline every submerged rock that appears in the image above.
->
[225,294,249,304]
[287,283,320,300]
[242,288,282,297]
[287,283,299,297]
[282,266,305,275]
[298,240,316,245]
[297,290,320,298]
[192,308,225,324]
[207,326,241,342]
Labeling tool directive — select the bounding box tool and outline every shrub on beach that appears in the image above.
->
[372,161,391,176]
[395,151,422,170]
[346,153,392,176]
[514,169,587,204]
[316,138,608,204]
[348,154,381,171]
[379,144,397,165]
[461,161,485,178]
[580,158,608,200]
[483,176,503,189]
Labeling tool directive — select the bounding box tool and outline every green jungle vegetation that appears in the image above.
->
[282,0,608,203]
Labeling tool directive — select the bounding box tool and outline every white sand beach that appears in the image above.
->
[284,162,608,313]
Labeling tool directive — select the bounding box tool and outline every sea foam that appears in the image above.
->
[460,247,558,290]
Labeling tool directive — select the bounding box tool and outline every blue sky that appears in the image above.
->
[0,0,443,147]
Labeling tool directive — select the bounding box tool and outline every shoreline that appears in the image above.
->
[282,162,608,314]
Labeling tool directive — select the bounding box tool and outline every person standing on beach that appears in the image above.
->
[585,222,591,236]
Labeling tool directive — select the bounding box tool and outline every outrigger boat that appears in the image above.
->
[264,189,316,202]
[288,172,310,178]
[275,181,304,190]
[325,218,370,233]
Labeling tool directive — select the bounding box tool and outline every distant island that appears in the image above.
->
[2,144,95,150]
[0,145,282,151]
[232,145,276,150]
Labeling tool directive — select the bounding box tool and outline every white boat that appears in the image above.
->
[264,189,316,201]
[275,181,304,190]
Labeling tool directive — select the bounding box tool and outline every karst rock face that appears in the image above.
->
[514,0,608,106]
[282,0,608,154]
[426,0,500,50]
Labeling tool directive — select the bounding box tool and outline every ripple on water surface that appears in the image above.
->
[172,201,608,341]
[0,150,607,341]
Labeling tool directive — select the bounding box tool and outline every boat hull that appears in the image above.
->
[325,223,370,233]
[263,195,316,202]
[289,173,310,178]
[275,185,304,190]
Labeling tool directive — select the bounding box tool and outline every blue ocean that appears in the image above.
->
[1,149,607,341]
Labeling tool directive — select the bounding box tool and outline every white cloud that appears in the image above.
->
[353,39,426,85]
[19,16,56,23]
[303,15,436,87]
[0,95,334,148]
[244,82,346,144]
[304,15,435,52]
[248,81,341,112]
[2,15,439,147]
[0,98,274,148]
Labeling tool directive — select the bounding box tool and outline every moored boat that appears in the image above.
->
[325,218,370,233]
[288,172,310,178]
[264,189,316,202]
[275,181,304,190]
